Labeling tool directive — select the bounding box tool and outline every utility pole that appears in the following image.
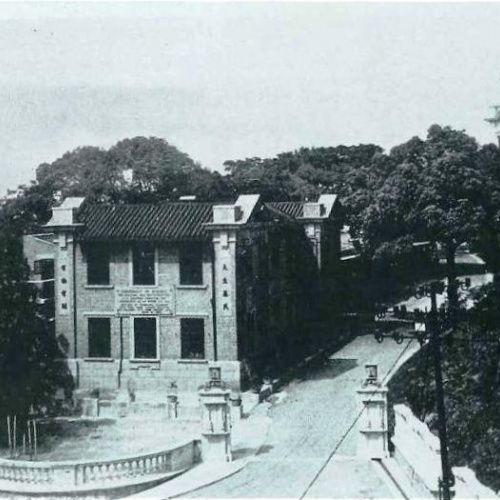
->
[429,282,454,500]
[373,280,456,499]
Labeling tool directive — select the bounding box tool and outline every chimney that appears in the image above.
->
[45,197,85,227]
[303,202,325,219]
[212,205,243,224]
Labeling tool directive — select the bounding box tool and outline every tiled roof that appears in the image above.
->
[268,202,304,219]
[261,203,296,223]
[77,203,215,242]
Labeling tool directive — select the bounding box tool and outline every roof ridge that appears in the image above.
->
[82,201,217,207]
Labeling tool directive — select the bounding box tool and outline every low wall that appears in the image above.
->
[69,359,242,393]
[392,404,498,499]
[0,439,201,497]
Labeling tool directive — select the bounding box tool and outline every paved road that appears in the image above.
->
[182,335,418,499]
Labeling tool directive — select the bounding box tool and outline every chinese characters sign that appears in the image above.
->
[218,252,233,317]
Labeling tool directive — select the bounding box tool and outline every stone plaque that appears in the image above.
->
[116,286,174,316]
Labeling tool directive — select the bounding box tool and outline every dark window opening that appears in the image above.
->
[133,244,155,285]
[179,243,203,285]
[134,317,157,359]
[88,318,111,358]
[181,318,205,359]
[34,259,54,280]
[41,280,54,299]
[87,245,110,285]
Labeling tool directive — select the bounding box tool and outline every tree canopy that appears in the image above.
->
[355,126,488,307]
[35,136,233,204]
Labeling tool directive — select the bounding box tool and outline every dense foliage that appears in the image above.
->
[388,283,500,492]
[0,192,72,426]
[35,136,234,203]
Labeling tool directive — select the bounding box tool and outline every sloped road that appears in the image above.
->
[182,335,418,498]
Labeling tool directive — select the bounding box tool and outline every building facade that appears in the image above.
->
[23,194,341,395]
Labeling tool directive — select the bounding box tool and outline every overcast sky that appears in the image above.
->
[1,1,500,196]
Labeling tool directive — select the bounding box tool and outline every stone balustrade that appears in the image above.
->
[0,439,201,495]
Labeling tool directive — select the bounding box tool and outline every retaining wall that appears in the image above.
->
[392,404,497,499]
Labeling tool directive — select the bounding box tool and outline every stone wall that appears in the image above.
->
[392,404,498,499]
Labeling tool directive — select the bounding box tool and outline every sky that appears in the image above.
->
[1,1,500,196]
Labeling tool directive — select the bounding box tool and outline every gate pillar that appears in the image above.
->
[357,363,389,459]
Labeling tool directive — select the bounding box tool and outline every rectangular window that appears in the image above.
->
[88,318,111,358]
[87,245,110,285]
[181,318,205,359]
[133,317,158,359]
[34,259,55,280]
[41,280,54,299]
[179,243,203,285]
[132,244,155,285]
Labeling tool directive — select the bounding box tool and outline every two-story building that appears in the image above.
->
[23,194,341,396]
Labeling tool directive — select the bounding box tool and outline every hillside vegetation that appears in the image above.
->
[388,283,500,492]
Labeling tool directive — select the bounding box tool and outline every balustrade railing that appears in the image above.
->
[0,439,199,491]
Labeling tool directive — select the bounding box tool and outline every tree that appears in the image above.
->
[107,137,198,201]
[0,195,72,422]
[358,125,486,310]
[223,144,389,213]
[475,143,500,278]
[186,169,234,202]
[36,146,119,202]
[223,157,296,200]
[36,136,230,204]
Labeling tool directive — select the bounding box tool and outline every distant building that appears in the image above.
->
[23,194,341,394]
